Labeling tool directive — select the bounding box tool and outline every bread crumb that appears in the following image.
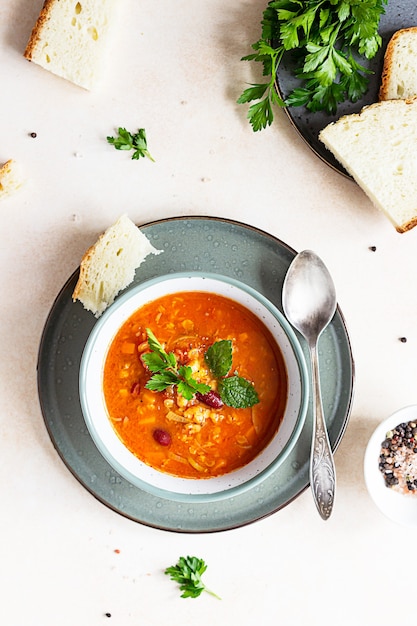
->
[0,160,24,201]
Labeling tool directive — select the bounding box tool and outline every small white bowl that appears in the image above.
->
[364,405,417,526]
[79,272,309,502]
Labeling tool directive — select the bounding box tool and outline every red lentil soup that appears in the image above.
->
[103,291,288,479]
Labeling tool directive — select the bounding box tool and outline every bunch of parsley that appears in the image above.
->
[238,0,387,131]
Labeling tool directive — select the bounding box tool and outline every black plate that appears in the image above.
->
[276,1,417,176]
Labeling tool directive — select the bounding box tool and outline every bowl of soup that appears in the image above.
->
[79,272,309,501]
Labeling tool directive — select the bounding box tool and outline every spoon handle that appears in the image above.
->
[309,343,336,520]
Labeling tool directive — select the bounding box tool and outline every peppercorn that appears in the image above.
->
[379,420,417,493]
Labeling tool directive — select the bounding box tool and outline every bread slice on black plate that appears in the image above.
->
[319,98,417,233]
[379,27,417,101]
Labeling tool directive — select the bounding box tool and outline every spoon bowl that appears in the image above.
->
[282,250,337,520]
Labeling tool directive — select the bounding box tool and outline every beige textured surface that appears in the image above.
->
[1,2,417,625]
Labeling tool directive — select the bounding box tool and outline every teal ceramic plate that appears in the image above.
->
[276,0,417,177]
[37,217,354,532]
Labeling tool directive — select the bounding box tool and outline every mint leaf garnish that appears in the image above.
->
[204,340,232,378]
[218,376,259,409]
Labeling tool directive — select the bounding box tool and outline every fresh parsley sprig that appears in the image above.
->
[107,127,155,161]
[165,556,221,600]
[142,329,210,400]
[238,0,387,130]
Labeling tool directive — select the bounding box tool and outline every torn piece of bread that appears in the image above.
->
[319,98,417,233]
[72,215,162,317]
[379,27,417,101]
[0,160,24,200]
[24,0,116,90]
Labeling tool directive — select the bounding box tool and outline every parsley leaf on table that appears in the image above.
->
[165,556,221,599]
[238,0,387,130]
[106,127,155,161]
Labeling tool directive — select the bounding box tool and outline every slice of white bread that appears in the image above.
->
[379,28,417,101]
[72,215,162,317]
[319,98,417,233]
[0,160,24,200]
[24,0,116,89]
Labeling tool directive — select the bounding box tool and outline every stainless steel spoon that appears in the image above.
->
[282,250,337,520]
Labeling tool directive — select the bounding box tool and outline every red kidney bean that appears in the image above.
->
[153,428,171,446]
[195,390,224,409]
[130,382,141,395]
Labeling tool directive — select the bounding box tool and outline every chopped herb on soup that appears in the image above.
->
[143,331,259,408]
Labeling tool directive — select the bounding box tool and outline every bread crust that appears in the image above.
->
[379,27,417,101]
[396,216,417,234]
[23,0,55,60]
[0,159,13,175]
[71,242,96,302]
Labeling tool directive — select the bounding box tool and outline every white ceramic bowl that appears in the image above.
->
[79,272,309,502]
[364,405,417,526]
